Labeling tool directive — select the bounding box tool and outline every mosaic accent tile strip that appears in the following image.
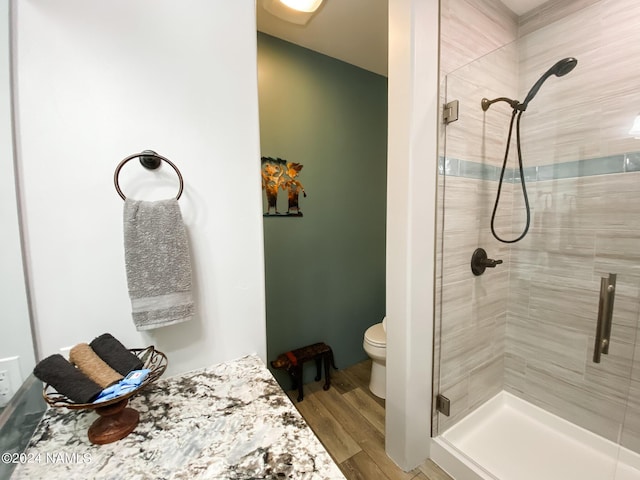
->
[438,152,636,182]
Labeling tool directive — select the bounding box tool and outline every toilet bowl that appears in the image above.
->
[363,317,387,399]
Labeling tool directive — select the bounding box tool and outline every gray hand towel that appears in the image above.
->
[124,198,194,331]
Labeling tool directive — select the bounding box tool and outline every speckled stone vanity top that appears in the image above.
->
[11,354,345,479]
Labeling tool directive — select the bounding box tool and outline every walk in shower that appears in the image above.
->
[432,0,640,478]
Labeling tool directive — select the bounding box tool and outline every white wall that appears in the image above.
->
[1,0,35,386]
[386,0,439,470]
[12,0,438,469]
[13,0,266,376]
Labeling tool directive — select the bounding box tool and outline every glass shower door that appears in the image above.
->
[433,36,640,480]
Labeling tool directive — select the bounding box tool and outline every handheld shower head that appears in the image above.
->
[521,57,577,109]
[553,57,579,76]
[480,57,577,113]
[480,57,577,243]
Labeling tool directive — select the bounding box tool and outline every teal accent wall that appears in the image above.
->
[257,33,388,388]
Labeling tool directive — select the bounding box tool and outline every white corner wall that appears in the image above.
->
[13,0,266,376]
[1,0,35,384]
[386,0,440,470]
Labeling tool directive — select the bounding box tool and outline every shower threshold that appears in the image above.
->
[431,391,640,480]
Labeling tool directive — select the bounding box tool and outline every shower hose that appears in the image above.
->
[491,108,531,243]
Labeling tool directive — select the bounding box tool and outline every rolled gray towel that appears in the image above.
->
[123,198,194,331]
[33,354,103,404]
[89,333,144,376]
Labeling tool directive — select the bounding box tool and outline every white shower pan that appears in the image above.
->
[431,391,640,480]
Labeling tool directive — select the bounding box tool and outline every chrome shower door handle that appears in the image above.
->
[593,274,617,363]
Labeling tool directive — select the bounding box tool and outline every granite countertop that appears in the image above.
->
[11,354,345,480]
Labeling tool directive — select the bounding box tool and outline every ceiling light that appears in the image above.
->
[629,113,640,139]
[262,0,324,25]
[279,0,323,12]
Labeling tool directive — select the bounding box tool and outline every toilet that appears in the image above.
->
[363,317,386,399]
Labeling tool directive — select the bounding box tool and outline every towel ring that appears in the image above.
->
[114,151,184,201]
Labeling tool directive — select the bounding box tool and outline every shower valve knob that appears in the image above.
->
[471,248,503,276]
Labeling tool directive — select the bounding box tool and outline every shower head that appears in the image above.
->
[553,57,579,76]
[480,57,578,113]
[521,57,577,110]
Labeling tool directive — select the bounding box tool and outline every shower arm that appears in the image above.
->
[481,97,524,112]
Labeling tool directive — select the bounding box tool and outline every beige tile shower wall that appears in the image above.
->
[437,175,513,432]
[439,0,517,167]
[440,0,517,75]
[503,0,640,451]
[446,42,519,168]
[517,0,640,167]
[434,0,518,434]
[518,0,600,36]
[505,172,640,446]
[624,337,640,452]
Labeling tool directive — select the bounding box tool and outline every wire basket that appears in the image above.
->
[41,346,168,444]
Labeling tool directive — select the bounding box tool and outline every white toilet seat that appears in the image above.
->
[364,323,386,347]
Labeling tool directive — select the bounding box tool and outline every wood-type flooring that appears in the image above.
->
[286,359,454,480]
